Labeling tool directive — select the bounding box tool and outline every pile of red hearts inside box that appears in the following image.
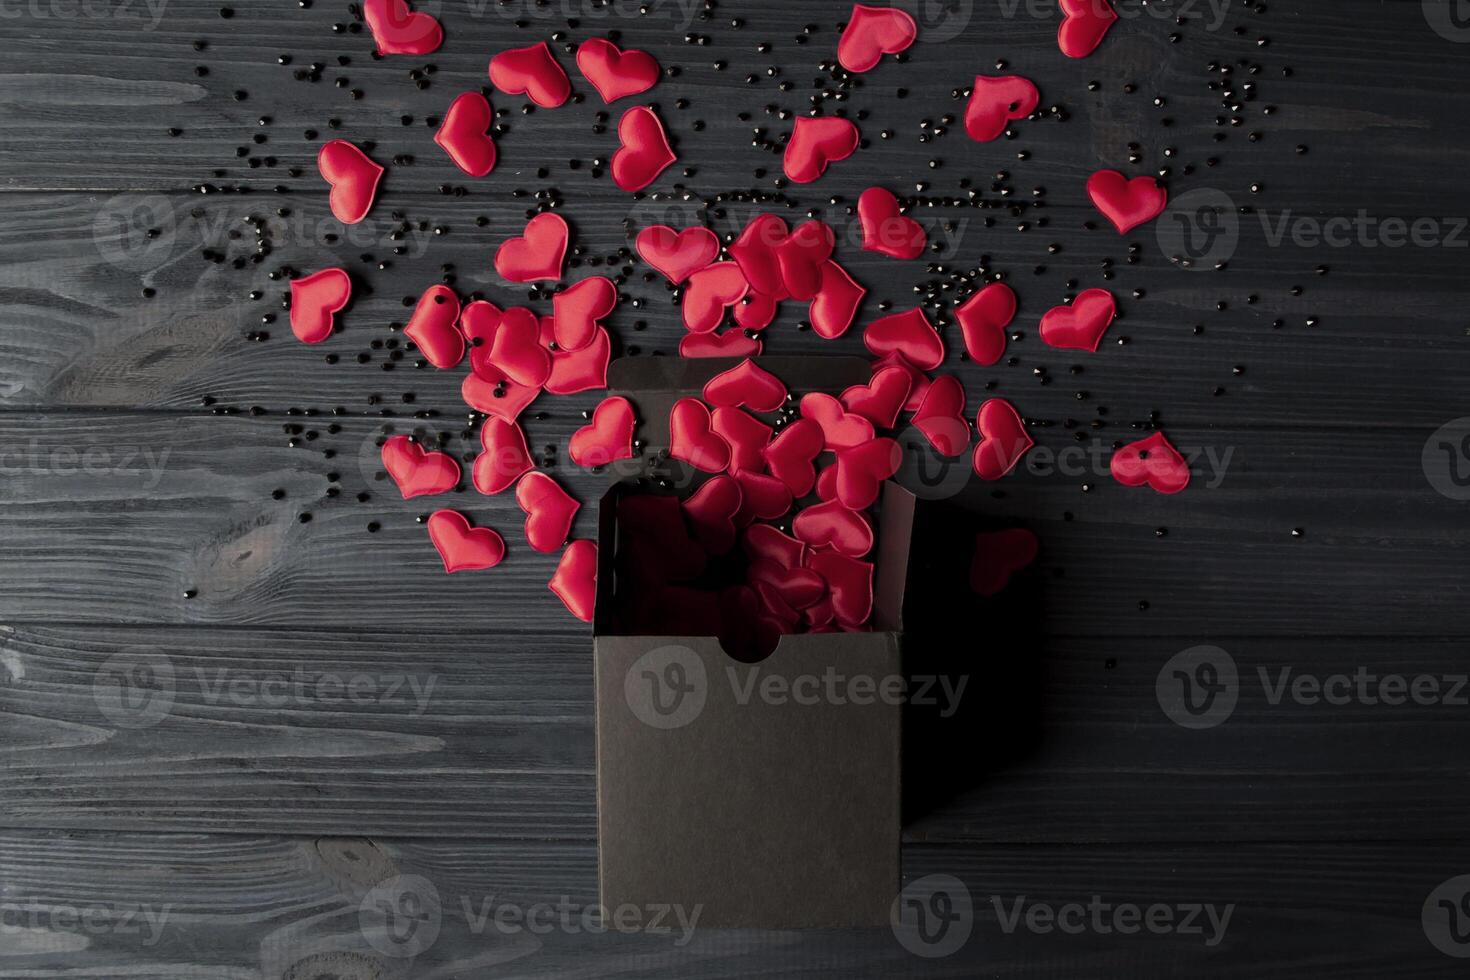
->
[283,0,1193,627]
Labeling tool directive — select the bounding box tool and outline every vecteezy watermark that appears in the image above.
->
[892,874,974,958]
[623,645,968,729]
[1157,188,1240,271]
[359,873,702,960]
[1156,646,1239,730]
[1259,210,1470,249]
[1424,0,1470,42]
[1424,874,1470,957]
[0,0,169,28]
[0,437,172,487]
[0,900,173,948]
[991,894,1234,947]
[93,651,439,729]
[1423,417,1470,501]
[466,0,707,31]
[996,0,1230,32]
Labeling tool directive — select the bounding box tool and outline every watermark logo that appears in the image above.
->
[1424,875,1470,957]
[0,0,170,28]
[1423,418,1470,501]
[1158,188,1239,270]
[996,0,1230,32]
[0,900,173,947]
[992,895,1233,946]
[625,645,707,729]
[1424,0,1470,41]
[360,874,443,959]
[892,874,973,958]
[893,426,975,500]
[907,0,975,44]
[471,0,705,31]
[93,193,177,273]
[1156,646,1238,729]
[93,649,176,729]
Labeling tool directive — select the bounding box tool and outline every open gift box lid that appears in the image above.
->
[591,355,913,929]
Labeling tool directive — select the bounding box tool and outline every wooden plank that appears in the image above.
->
[0,830,1461,977]
[4,625,1470,842]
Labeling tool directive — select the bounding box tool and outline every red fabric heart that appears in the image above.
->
[776,220,835,300]
[763,418,824,497]
[1058,0,1118,58]
[858,187,926,259]
[784,116,859,184]
[669,398,730,474]
[837,3,918,73]
[403,284,463,369]
[612,106,676,192]
[712,407,773,475]
[831,437,900,510]
[793,500,874,559]
[460,298,501,349]
[872,351,931,412]
[809,260,866,340]
[317,140,383,225]
[814,462,839,502]
[806,550,875,627]
[864,307,945,370]
[515,471,579,553]
[570,396,636,468]
[363,0,443,56]
[495,212,569,283]
[1087,169,1168,234]
[973,398,1033,480]
[800,393,875,452]
[733,471,793,525]
[729,214,789,297]
[682,474,743,555]
[434,91,497,177]
[461,370,539,423]
[734,290,778,331]
[682,262,749,333]
[552,276,616,352]
[427,510,505,574]
[486,307,551,387]
[489,41,571,108]
[965,75,1040,142]
[289,268,351,345]
[703,359,788,413]
[545,326,610,394]
[841,365,911,429]
[680,329,762,359]
[911,374,970,457]
[750,558,827,611]
[744,523,807,570]
[473,417,533,495]
[1040,288,1116,352]
[550,539,598,622]
[970,528,1039,596]
[382,435,460,499]
[956,282,1016,366]
[576,36,659,103]
[1111,431,1191,494]
[636,225,719,284]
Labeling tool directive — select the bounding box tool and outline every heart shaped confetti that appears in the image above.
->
[461,369,539,424]
[970,528,1039,596]
[552,276,617,352]
[682,262,749,333]
[911,374,971,457]
[1111,431,1191,494]
[289,268,351,345]
[516,471,579,553]
[473,418,534,495]
[612,105,676,192]
[836,3,918,73]
[403,283,463,369]
[840,365,911,429]
[965,75,1040,142]
[872,351,931,412]
[382,435,460,499]
[680,329,762,359]
[486,307,552,387]
[809,260,866,339]
[729,214,790,297]
[490,41,571,108]
[428,510,505,573]
[776,220,836,300]
[636,225,719,284]
[363,0,443,56]
[545,325,611,395]
[569,396,636,468]
[800,392,875,452]
[864,307,945,370]
[858,187,927,259]
[576,37,659,103]
[682,474,743,555]
[784,116,859,184]
[763,418,824,497]
[669,398,731,474]
[1058,0,1118,58]
[806,550,874,626]
[793,500,875,559]
[1040,288,1116,352]
[973,398,1033,480]
[734,290,779,331]
[550,539,598,622]
[434,91,497,177]
[317,140,384,225]
[956,282,1017,366]
[733,471,793,525]
[703,359,788,413]
[712,407,773,474]
[831,437,900,510]
[1087,169,1168,234]
[495,212,569,283]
